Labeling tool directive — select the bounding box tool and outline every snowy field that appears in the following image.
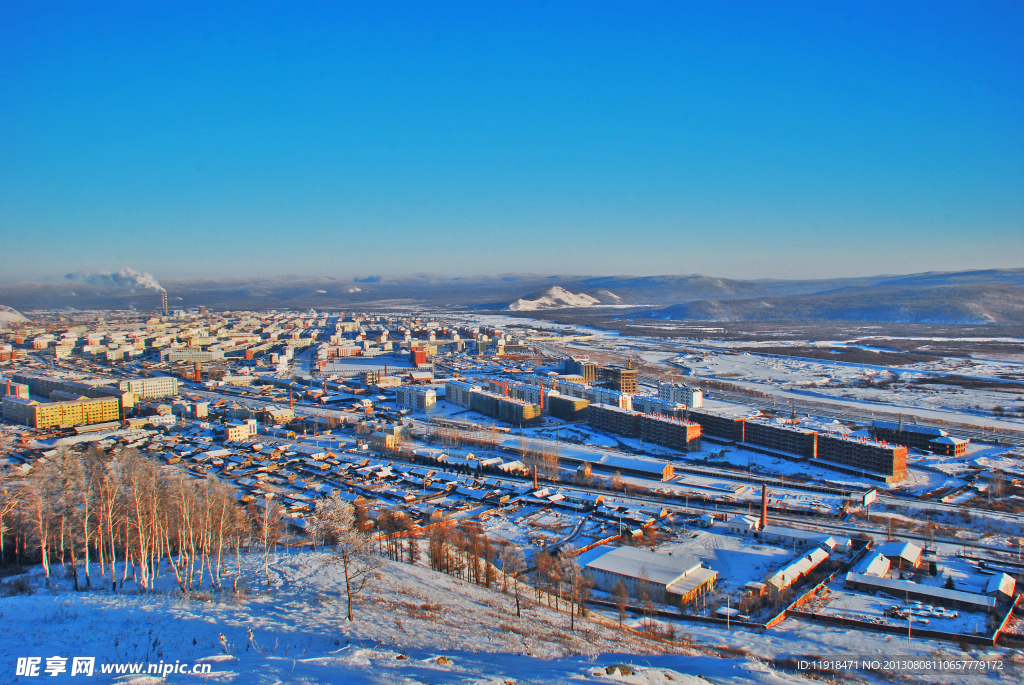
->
[670,350,1024,429]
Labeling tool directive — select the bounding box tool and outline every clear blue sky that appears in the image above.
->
[1,1,1021,282]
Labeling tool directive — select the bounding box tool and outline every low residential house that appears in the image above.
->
[877,541,923,571]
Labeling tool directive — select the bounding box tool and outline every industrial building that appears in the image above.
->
[584,545,717,607]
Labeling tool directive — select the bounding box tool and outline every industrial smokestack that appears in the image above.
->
[161,291,168,317]
[194,361,201,382]
[289,389,294,410]
[760,484,768,531]
[533,464,538,490]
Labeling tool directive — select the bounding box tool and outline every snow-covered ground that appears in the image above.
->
[669,350,1024,429]
[2,550,828,684]
[3,544,1021,683]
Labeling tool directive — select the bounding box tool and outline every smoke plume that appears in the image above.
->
[65,267,165,292]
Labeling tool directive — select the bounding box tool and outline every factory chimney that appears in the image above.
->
[533,465,538,490]
[759,484,768,531]
[538,384,544,413]
[161,291,168,317]
[193,361,202,382]
[289,389,294,410]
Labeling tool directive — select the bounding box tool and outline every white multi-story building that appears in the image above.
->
[658,382,703,408]
[119,376,180,399]
[557,380,632,410]
[632,395,686,416]
[396,386,437,412]
[444,380,479,408]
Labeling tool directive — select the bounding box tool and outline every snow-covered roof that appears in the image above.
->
[873,420,946,437]
[845,573,997,609]
[584,546,704,587]
[854,552,891,577]
[985,572,1016,597]
[930,436,970,445]
[877,541,923,564]
[767,548,830,590]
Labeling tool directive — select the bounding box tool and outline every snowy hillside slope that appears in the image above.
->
[4,549,1011,683]
[508,286,603,311]
[0,550,808,684]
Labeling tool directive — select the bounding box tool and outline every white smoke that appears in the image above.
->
[65,267,165,293]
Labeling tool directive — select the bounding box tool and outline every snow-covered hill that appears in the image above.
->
[3,547,1005,683]
[0,304,29,328]
[0,550,819,684]
[508,286,604,311]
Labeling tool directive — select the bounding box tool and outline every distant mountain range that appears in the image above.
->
[1,268,1022,323]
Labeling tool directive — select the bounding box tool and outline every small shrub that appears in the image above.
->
[0,577,34,597]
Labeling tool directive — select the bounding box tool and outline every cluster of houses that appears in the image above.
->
[844,540,1017,613]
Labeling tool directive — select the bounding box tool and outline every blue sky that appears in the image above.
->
[1,1,1021,282]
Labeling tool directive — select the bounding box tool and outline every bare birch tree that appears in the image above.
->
[309,495,382,621]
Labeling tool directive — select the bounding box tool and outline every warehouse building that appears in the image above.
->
[584,545,717,607]
[595,454,674,481]
[766,547,831,591]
